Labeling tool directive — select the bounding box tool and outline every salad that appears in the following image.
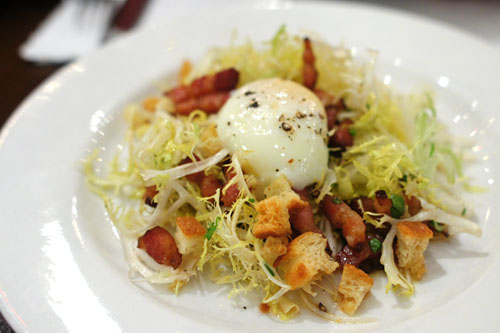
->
[85,26,482,322]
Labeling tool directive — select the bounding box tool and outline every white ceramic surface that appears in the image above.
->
[1,2,500,332]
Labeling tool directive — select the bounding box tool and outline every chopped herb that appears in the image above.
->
[401,174,408,183]
[390,194,405,219]
[248,198,255,203]
[264,263,275,276]
[332,197,342,204]
[365,103,371,110]
[369,238,382,253]
[205,216,220,240]
[461,208,467,216]
[429,142,435,157]
[430,220,445,232]
[348,128,357,136]
[333,182,339,189]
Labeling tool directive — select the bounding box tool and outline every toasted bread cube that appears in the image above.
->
[264,175,307,211]
[279,232,338,290]
[253,196,292,239]
[396,221,433,280]
[175,216,206,254]
[143,97,159,112]
[261,236,288,265]
[338,264,374,316]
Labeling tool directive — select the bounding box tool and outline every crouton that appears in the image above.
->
[197,123,222,158]
[143,97,159,112]
[175,216,206,254]
[261,236,288,265]
[279,232,338,290]
[338,264,374,316]
[395,221,433,280]
[263,175,308,211]
[253,196,292,239]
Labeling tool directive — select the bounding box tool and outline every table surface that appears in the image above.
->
[1,0,499,332]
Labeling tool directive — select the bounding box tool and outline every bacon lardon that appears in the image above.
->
[302,38,318,90]
[200,174,223,199]
[221,167,240,207]
[166,68,239,115]
[323,195,366,247]
[138,226,182,269]
[332,119,354,147]
[289,189,321,234]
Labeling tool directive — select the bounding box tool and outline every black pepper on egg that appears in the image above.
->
[249,101,259,108]
[281,122,292,131]
[296,111,307,119]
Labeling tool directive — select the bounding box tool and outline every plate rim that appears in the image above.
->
[1,2,500,332]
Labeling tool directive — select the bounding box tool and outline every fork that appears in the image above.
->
[74,0,124,42]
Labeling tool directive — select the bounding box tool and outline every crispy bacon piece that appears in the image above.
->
[138,226,182,268]
[314,90,346,131]
[180,155,205,183]
[302,38,318,90]
[351,192,422,217]
[323,195,366,247]
[221,168,240,207]
[201,174,223,199]
[335,224,388,273]
[331,127,354,148]
[373,190,392,215]
[259,303,270,314]
[213,68,240,91]
[174,92,231,115]
[168,68,239,102]
[181,156,241,207]
[289,204,319,234]
[351,191,391,218]
[143,185,159,208]
[331,119,354,148]
[289,189,321,234]
[166,68,239,114]
[326,105,339,130]
[406,195,422,216]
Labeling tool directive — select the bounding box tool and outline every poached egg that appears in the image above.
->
[216,78,328,190]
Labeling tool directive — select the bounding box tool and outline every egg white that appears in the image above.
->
[216,78,328,189]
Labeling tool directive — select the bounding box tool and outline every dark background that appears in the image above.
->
[0,1,60,128]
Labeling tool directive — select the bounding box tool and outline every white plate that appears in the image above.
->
[1,2,500,332]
